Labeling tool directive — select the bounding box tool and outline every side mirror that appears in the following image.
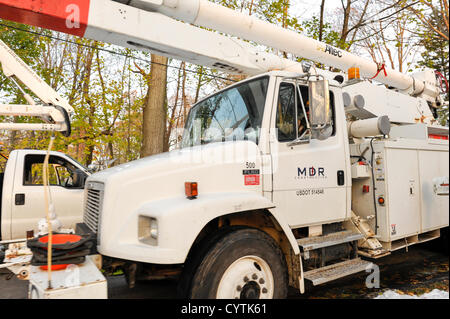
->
[87,164,98,173]
[308,79,332,140]
[72,169,87,188]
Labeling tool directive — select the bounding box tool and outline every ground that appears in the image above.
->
[0,243,448,299]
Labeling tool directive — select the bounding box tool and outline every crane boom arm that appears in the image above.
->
[0,0,302,76]
[0,39,72,135]
[118,0,439,100]
[0,0,440,105]
[0,39,73,112]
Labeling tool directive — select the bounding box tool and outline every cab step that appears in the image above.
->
[297,230,364,252]
[303,258,373,286]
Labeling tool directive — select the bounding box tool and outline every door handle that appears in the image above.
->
[15,193,25,205]
[337,170,345,186]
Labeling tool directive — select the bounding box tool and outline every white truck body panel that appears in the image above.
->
[342,81,435,125]
[85,140,297,264]
[270,78,351,228]
[351,137,449,244]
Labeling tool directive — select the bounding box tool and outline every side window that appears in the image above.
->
[297,85,310,138]
[276,83,309,142]
[276,82,335,142]
[23,155,81,188]
[28,163,59,185]
[276,83,296,142]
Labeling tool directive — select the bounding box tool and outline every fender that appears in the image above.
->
[99,191,300,264]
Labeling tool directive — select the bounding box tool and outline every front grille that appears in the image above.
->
[83,182,104,233]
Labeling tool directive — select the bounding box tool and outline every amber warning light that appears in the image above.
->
[348,67,360,80]
[185,182,198,199]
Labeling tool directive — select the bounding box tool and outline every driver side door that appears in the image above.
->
[10,154,85,239]
[270,79,348,228]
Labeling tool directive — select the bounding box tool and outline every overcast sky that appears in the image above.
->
[291,0,341,20]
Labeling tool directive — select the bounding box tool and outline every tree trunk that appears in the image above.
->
[140,54,168,157]
[340,0,352,46]
[319,0,326,42]
[83,48,96,166]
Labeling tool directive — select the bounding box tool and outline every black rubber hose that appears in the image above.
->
[370,138,378,235]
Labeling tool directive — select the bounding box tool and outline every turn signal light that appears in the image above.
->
[185,182,198,199]
[348,67,360,80]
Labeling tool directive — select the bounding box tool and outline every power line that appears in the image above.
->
[0,22,237,83]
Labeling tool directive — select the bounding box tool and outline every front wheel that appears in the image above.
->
[187,228,288,299]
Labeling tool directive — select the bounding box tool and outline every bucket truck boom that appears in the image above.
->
[0,0,443,124]
[0,39,72,135]
[114,0,440,104]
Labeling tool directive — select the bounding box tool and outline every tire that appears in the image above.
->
[0,245,5,264]
[186,227,288,299]
[441,227,449,255]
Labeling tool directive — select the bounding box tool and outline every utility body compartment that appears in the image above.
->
[350,134,449,250]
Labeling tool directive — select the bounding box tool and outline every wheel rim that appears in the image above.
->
[216,255,274,299]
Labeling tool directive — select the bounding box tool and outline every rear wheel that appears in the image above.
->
[187,228,288,299]
[441,227,449,255]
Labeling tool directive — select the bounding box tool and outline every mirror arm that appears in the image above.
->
[298,86,310,129]
[287,128,311,147]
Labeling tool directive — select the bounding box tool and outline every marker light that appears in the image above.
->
[185,182,198,199]
[348,67,360,80]
[378,196,385,205]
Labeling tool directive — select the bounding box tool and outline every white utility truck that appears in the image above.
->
[0,0,448,299]
[0,149,88,242]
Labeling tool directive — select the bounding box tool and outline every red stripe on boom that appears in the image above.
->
[0,0,90,37]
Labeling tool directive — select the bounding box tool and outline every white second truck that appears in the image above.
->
[0,149,88,242]
[0,0,448,299]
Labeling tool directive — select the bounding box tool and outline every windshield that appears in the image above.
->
[65,154,88,171]
[181,77,269,148]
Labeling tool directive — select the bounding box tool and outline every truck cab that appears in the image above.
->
[1,149,89,241]
[82,71,447,298]
[82,72,356,295]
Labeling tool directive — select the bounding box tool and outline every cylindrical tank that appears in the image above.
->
[348,116,391,138]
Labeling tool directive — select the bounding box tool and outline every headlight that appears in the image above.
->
[150,219,158,239]
[138,216,158,245]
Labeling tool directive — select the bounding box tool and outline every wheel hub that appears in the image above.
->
[240,281,261,299]
[216,255,274,299]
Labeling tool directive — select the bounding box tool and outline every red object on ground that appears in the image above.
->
[39,264,69,271]
[38,234,82,245]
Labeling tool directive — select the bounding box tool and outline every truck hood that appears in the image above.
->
[85,140,264,226]
[89,140,262,190]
